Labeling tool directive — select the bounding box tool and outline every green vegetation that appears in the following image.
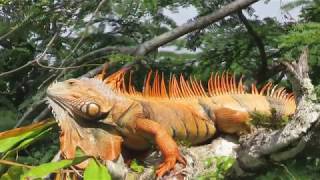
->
[130,159,145,173]
[84,159,112,180]
[250,109,290,130]
[256,157,320,180]
[197,156,235,180]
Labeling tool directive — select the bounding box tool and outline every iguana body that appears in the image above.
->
[46,69,296,177]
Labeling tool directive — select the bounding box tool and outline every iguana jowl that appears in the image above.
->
[46,68,296,177]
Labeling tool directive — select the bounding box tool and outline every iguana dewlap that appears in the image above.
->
[46,69,296,177]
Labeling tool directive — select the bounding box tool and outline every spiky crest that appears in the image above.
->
[95,68,295,103]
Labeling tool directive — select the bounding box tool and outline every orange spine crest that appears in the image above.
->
[96,69,295,105]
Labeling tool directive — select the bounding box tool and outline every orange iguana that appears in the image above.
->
[46,68,296,177]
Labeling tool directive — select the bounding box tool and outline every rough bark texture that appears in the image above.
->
[231,49,320,177]
[104,136,239,180]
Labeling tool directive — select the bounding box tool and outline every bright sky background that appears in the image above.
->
[160,0,302,52]
[163,0,302,25]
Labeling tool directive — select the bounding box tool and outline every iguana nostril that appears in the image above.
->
[71,94,80,98]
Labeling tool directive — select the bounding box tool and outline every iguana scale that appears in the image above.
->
[46,68,296,177]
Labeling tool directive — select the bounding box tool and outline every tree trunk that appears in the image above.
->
[230,49,320,177]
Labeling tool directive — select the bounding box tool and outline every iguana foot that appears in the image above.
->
[134,118,187,177]
[156,151,186,177]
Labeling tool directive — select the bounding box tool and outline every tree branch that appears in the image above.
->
[67,0,259,67]
[232,49,320,177]
[135,0,259,55]
[0,33,58,78]
[237,10,268,83]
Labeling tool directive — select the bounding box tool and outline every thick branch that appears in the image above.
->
[233,49,320,176]
[136,0,259,55]
[237,11,267,83]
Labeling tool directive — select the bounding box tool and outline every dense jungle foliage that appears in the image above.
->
[0,0,320,179]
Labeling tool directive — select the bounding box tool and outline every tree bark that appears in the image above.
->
[231,49,320,177]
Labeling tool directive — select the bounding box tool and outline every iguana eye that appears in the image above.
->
[67,79,77,85]
[80,102,100,117]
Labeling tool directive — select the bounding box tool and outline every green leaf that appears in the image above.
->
[130,159,144,173]
[0,120,56,153]
[3,127,52,159]
[84,159,111,180]
[21,156,89,179]
[0,166,27,180]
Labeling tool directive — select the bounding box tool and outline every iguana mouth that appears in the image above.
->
[47,94,79,120]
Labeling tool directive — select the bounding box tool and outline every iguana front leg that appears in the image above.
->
[134,118,186,177]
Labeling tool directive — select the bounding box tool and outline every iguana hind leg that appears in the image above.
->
[134,118,186,177]
[214,107,251,135]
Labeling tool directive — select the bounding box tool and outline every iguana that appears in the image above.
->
[46,68,296,177]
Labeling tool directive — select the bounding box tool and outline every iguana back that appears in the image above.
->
[98,69,296,134]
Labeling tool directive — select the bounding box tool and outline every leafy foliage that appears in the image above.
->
[0,166,27,180]
[256,157,320,180]
[197,156,235,180]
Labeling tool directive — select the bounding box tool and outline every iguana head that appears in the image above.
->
[47,78,118,122]
[46,78,123,166]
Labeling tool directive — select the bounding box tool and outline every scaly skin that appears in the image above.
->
[47,69,296,177]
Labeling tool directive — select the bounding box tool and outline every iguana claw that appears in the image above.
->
[156,151,186,177]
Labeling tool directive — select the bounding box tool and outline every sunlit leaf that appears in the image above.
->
[83,159,111,180]
[21,156,89,179]
[3,127,52,159]
[0,119,56,153]
[130,159,144,173]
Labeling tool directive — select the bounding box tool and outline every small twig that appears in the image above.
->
[0,15,33,41]
[32,107,51,123]
[273,162,296,180]
[35,62,103,70]
[37,73,59,90]
[14,99,47,128]
[0,159,33,168]
[51,151,61,162]
[0,33,58,78]
[70,166,83,178]
[0,61,34,78]
[57,0,107,69]
[37,62,105,89]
